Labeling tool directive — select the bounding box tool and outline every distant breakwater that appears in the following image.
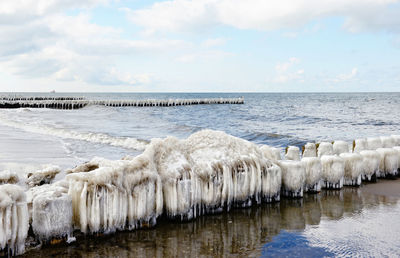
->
[0,97,244,109]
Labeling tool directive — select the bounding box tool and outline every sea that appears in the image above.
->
[1,92,400,257]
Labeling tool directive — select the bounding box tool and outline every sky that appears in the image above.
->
[0,0,400,92]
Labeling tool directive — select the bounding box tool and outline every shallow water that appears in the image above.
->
[21,184,400,257]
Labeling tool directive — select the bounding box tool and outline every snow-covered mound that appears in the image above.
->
[26,165,61,187]
[0,171,19,185]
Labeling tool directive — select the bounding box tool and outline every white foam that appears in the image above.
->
[0,113,148,151]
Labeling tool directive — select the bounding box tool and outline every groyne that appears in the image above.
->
[1,130,400,256]
[0,97,245,109]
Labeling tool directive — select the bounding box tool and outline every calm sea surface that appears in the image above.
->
[1,92,400,256]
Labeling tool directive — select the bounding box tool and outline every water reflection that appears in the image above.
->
[23,187,399,257]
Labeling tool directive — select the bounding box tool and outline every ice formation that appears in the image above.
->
[147,130,282,220]
[393,147,400,172]
[26,181,73,242]
[367,137,382,150]
[260,145,282,161]
[392,135,400,146]
[380,136,395,148]
[333,141,350,155]
[0,171,19,185]
[302,143,317,157]
[317,142,334,157]
[376,148,399,177]
[320,155,345,189]
[285,146,300,161]
[353,139,368,153]
[0,184,29,256]
[339,153,363,186]
[66,156,163,234]
[301,157,322,192]
[277,161,305,198]
[359,150,380,181]
[26,165,61,187]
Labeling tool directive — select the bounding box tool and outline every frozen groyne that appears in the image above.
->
[0,97,244,109]
[1,130,400,256]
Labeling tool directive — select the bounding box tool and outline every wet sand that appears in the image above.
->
[361,178,400,198]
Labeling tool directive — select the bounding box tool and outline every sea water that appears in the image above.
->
[1,92,400,256]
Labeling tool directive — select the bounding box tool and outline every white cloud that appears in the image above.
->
[176,50,232,63]
[273,57,304,83]
[330,67,358,82]
[126,0,400,34]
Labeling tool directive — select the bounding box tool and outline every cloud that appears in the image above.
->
[126,0,400,34]
[329,67,358,82]
[0,7,187,86]
[273,57,304,83]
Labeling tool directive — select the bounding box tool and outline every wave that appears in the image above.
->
[0,112,148,151]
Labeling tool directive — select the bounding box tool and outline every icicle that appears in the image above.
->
[301,157,322,193]
[320,155,345,189]
[339,153,363,186]
[277,160,305,198]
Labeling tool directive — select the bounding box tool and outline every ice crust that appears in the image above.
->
[0,184,29,256]
[317,142,334,157]
[339,153,363,186]
[302,143,317,157]
[285,146,300,161]
[301,157,322,192]
[333,141,351,155]
[3,130,400,255]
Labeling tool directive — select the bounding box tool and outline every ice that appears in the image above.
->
[285,146,300,161]
[66,156,163,233]
[317,142,334,157]
[302,143,317,157]
[27,181,72,242]
[0,171,19,185]
[393,147,400,172]
[339,153,363,186]
[367,137,382,150]
[26,165,61,187]
[392,135,400,146]
[320,155,345,189]
[333,141,351,155]
[376,148,399,177]
[381,136,395,148]
[0,184,29,256]
[277,160,305,198]
[359,150,380,181]
[260,145,282,161]
[301,157,322,192]
[353,139,367,153]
